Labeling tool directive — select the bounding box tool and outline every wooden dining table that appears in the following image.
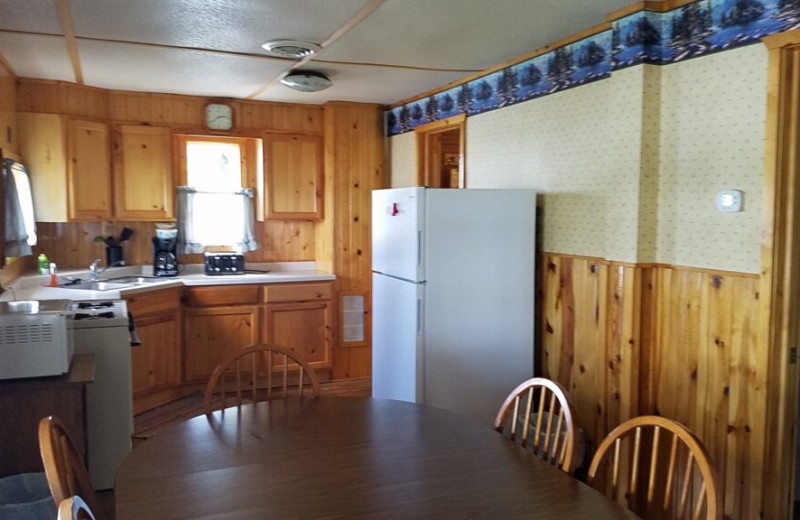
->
[115,397,637,519]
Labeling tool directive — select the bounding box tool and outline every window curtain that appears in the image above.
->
[2,158,36,257]
[176,186,258,254]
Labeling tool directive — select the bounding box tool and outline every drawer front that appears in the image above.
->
[125,287,182,315]
[264,282,332,303]
[184,285,260,306]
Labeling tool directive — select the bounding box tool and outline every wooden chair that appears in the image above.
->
[38,416,105,520]
[493,377,578,473]
[587,416,722,520]
[57,496,97,520]
[203,343,320,414]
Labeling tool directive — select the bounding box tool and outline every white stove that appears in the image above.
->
[68,299,133,490]
[68,300,129,327]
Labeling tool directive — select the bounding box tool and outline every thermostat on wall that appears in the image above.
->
[716,190,743,212]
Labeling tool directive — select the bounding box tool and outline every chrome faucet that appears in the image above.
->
[89,258,126,280]
[89,259,102,280]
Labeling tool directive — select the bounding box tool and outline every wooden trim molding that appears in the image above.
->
[53,0,84,84]
[759,29,800,520]
[0,50,15,77]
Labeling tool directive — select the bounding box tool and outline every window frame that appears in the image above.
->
[175,134,263,221]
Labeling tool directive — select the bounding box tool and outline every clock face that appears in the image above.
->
[205,103,233,130]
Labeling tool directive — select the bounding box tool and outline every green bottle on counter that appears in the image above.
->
[38,253,49,275]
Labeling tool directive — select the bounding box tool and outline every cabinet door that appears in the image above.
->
[113,125,173,220]
[263,133,323,220]
[131,312,181,398]
[263,301,333,369]
[18,113,69,222]
[184,305,260,383]
[68,119,112,220]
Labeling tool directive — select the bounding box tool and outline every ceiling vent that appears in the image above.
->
[280,70,333,92]
[261,40,321,59]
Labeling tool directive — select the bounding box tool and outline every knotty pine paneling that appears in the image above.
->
[16,80,109,120]
[540,252,764,519]
[320,103,384,379]
[639,267,762,520]
[36,220,314,268]
[15,79,323,265]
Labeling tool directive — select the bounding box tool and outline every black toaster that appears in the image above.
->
[204,252,245,275]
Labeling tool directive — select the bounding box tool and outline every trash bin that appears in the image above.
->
[0,473,56,520]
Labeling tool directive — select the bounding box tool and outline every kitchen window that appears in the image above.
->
[175,136,261,253]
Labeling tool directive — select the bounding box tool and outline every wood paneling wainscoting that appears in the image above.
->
[540,252,763,519]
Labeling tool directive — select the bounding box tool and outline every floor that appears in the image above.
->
[98,378,372,519]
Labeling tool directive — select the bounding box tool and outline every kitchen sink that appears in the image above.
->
[103,276,166,284]
[59,281,135,291]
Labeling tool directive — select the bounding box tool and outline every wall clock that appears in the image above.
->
[204,102,234,131]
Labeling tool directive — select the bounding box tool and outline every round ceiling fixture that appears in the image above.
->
[280,70,333,92]
[261,40,321,59]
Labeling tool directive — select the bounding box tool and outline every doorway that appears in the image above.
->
[415,114,465,188]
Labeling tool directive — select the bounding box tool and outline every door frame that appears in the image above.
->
[760,28,800,519]
[415,114,466,188]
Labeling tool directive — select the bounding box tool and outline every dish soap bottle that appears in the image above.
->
[48,263,58,287]
[38,253,49,275]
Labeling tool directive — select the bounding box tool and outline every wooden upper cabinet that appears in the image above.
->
[69,119,112,219]
[113,124,173,220]
[263,133,323,220]
[18,113,68,222]
[18,113,112,221]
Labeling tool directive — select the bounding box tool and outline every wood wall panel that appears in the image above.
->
[640,267,761,520]
[540,252,764,519]
[15,79,323,266]
[36,220,314,268]
[320,102,383,379]
[602,263,640,443]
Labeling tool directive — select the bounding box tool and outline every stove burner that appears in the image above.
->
[74,312,115,320]
[77,302,115,309]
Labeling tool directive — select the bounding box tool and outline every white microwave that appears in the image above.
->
[0,300,72,380]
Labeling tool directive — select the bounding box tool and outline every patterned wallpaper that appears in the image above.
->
[388,46,768,272]
[386,0,798,137]
[465,68,645,262]
[386,2,776,273]
[653,45,767,273]
[388,132,416,188]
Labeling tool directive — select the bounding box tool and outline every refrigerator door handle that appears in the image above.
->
[417,297,422,335]
[417,230,422,268]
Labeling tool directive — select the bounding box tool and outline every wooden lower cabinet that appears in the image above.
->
[183,304,260,383]
[263,300,333,369]
[126,288,182,414]
[126,281,334,412]
[131,313,181,409]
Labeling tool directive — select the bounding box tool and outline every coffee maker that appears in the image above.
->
[152,229,178,277]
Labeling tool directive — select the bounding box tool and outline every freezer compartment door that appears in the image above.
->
[371,187,425,282]
[372,272,423,403]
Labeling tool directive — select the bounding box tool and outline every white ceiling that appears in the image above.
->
[0,0,651,106]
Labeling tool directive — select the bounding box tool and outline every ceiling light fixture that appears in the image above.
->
[261,40,321,59]
[280,70,333,92]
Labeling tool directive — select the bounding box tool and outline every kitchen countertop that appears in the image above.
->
[2,262,335,301]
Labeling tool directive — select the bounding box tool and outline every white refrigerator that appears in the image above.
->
[372,187,536,424]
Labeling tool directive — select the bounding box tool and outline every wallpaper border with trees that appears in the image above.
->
[386,0,800,136]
